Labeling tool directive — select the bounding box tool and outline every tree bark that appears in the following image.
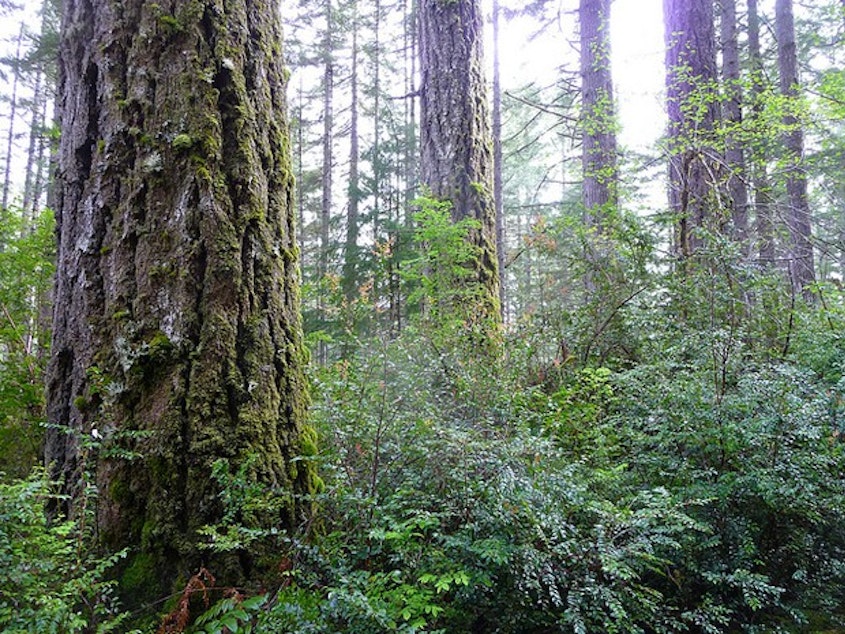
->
[419,0,500,320]
[664,0,722,260]
[776,0,815,299]
[46,0,315,597]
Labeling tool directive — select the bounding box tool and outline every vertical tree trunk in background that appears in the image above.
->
[373,0,382,228]
[580,0,618,290]
[419,0,500,320]
[776,0,815,299]
[319,0,334,364]
[492,0,505,319]
[297,76,305,261]
[22,68,45,226]
[2,23,24,213]
[664,0,722,260]
[748,0,774,268]
[720,0,749,249]
[343,5,360,304]
[46,0,315,597]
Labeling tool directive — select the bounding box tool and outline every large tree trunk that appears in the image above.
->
[664,0,723,260]
[776,0,815,299]
[419,0,499,321]
[580,0,618,291]
[46,0,315,597]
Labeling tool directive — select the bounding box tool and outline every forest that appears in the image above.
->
[1,0,845,632]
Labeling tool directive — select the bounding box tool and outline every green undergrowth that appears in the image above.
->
[184,307,845,633]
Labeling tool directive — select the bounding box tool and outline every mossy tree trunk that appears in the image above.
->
[418,0,500,323]
[46,0,315,597]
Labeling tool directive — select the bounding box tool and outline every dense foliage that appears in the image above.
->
[7,209,845,633]
[2,0,845,632]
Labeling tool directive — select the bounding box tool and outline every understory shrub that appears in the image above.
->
[0,468,133,633]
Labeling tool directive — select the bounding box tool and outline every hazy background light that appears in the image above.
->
[0,1,668,198]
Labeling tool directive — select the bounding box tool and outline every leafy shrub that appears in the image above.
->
[0,208,55,478]
[0,468,134,633]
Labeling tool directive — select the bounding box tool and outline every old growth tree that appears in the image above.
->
[45,0,315,593]
[419,0,500,322]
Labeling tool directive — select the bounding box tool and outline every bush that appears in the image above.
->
[0,468,134,633]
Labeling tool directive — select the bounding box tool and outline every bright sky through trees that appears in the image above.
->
[0,0,667,195]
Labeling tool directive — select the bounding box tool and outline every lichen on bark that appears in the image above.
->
[46,0,315,599]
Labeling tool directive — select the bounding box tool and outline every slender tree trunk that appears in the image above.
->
[319,0,334,364]
[580,0,618,291]
[664,0,722,260]
[492,0,505,320]
[2,23,24,212]
[748,0,775,268]
[297,75,305,261]
[30,94,49,219]
[776,0,815,299]
[419,0,500,321]
[404,0,418,227]
[46,0,315,597]
[343,5,360,304]
[22,67,45,227]
[720,0,749,249]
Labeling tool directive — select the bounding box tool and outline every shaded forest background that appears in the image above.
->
[2,0,845,632]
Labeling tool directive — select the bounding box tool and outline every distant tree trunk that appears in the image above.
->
[664,0,722,260]
[2,23,24,212]
[776,0,815,298]
[22,67,45,226]
[580,0,618,290]
[319,0,334,364]
[296,76,305,260]
[748,0,775,268]
[373,0,382,228]
[419,0,500,321]
[720,0,749,249]
[343,5,360,304]
[492,0,506,319]
[403,0,418,218]
[46,0,315,598]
